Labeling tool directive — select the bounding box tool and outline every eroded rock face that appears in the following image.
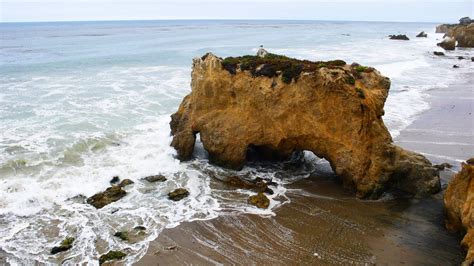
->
[437,37,456,50]
[447,24,474,48]
[444,159,474,265]
[170,52,440,199]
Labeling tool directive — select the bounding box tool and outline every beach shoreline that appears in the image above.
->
[137,70,473,265]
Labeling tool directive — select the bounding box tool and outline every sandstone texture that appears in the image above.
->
[437,37,456,50]
[444,158,474,265]
[170,52,441,199]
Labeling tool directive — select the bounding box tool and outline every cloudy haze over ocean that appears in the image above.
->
[1,0,473,22]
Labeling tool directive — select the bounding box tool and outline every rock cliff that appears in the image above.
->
[444,159,474,265]
[170,52,441,199]
[436,17,474,47]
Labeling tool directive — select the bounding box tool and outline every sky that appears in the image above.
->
[0,0,473,23]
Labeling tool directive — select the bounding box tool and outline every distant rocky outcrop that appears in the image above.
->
[436,17,474,48]
[416,31,428,38]
[389,34,410,40]
[170,52,441,199]
[444,158,474,265]
[437,37,456,50]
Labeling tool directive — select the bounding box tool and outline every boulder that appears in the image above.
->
[434,162,453,171]
[143,174,167,183]
[170,52,441,199]
[433,51,445,56]
[444,158,474,265]
[168,188,189,201]
[99,250,126,265]
[87,186,126,209]
[50,237,75,255]
[389,34,410,40]
[119,179,134,187]
[110,176,120,184]
[437,37,456,50]
[416,31,428,38]
[248,192,270,209]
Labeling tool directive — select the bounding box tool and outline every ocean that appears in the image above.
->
[0,20,472,264]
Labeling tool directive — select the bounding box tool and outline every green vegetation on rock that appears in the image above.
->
[355,66,368,73]
[51,237,75,255]
[99,250,126,265]
[221,53,346,84]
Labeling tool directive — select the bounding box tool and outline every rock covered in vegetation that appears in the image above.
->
[444,158,474,265]
[416,31,428,37]
[389,34,410,40]
[170,52,440,199]
[87,186,127,209]
[50,237,75,255]
[437,37,456,50]
[248,192,270,209]
[99,250,126,265]
[168,188,189,201]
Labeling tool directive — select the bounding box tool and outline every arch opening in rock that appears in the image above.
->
[170,52,441,199]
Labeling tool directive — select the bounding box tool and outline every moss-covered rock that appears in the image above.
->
[248,192,270,209]
[221,53,346,84]
[50,237,75,255]
[99,250,126,265]
[87,186,127,209]
[113,231,129,241]
[168,188,189,201]
[143,174,167,183]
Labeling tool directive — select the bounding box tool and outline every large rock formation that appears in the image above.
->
[444,158,474,265]
[436,17,474,47]
[437,37,456,50]
[170,52,441,199]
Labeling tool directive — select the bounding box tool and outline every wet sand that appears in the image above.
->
[138,74,473,265]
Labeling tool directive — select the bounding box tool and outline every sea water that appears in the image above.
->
[0,20,472,264]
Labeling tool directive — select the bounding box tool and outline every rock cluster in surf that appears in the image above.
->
[444,158,474,265]
[170,52,441,199]
[436,17,474,48]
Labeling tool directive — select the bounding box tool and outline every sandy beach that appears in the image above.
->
[138,74,473,265]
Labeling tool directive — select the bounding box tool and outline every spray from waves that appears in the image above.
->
[0,113,318,264]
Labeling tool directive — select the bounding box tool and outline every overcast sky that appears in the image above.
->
[1,0,473,23]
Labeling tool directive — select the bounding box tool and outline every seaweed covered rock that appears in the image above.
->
[248,192,270,209]
[87,186,126,209]
[168,188,189,201]
[143,174,167,183]
[51,237,75,255]
[170,52,440,199]
[444,158,474,265]
[99,250,126,265]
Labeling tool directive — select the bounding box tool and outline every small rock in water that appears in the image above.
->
[248,192,270,209]
[434,162,453,171]
[168,188,190,201]
[471,57,474,62]
[134,226,147,231]
[437,37,456,50]
[433,51,445,56]
[119,179,134,187]
[416,31,428,38]
[143,174,167,183]
[389,34,410,40]
[113,231,129,241]
[51,237,75,255]
[110,176,120,184]
[87,186,127,209]
[99,250,126,265]
[453,65,460,68]
[458,56,466,60]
